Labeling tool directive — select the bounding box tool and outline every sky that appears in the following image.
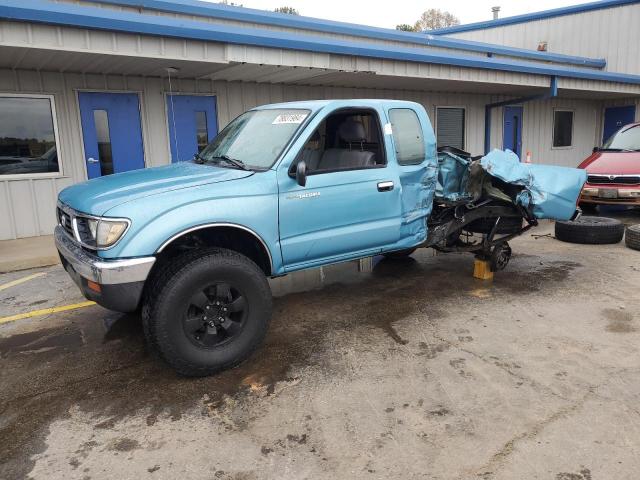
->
[219,0,586,29]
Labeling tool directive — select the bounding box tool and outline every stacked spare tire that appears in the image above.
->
[555,216,640,250]
[555,216,624,244]
[626,224,640,251]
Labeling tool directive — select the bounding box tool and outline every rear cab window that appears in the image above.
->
[389,108,426,165]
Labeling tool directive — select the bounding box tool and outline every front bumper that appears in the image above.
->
[580,185,640,206]
[54,226,155,312]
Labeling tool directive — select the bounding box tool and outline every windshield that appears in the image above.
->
[602,125,640,151]
[198,108,310,169]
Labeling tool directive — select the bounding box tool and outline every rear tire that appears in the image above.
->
[555,216,624,245]
[625,224,640,251]
[383,247,417,259]
[142,248,272,377]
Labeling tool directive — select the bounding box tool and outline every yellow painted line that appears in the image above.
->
[0,301,96,325]
[0,272,47,291]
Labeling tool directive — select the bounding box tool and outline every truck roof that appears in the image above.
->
[252,99,423,111]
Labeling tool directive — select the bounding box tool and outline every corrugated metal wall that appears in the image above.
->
[521,98,600,165]
[446,3,640,75]
[56,0,632,76]
[0,68,603,240]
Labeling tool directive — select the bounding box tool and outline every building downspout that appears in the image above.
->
[484,76,558,154]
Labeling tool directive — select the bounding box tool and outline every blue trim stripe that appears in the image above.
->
[430,0,640,35]
[2,1,640,85]
[86,0,605,68]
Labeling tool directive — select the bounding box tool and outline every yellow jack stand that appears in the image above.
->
[473,258,494,281]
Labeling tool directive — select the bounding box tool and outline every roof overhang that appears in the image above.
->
[86,0,607,68]
[0,1,639,98]
[1,1,637,85]
[2,43,637,100]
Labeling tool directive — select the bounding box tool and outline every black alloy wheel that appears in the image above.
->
[184,283,247,348]
[142,248,272,377]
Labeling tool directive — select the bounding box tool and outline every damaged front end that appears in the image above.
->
[426,147,586,269]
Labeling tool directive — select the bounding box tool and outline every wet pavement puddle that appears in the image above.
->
[0,250,584,478]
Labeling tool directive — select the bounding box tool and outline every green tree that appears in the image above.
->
[396,24,416,32]
[413,9,460,31]
[274,6,300,15]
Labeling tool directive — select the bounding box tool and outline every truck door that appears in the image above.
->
[277,107,402,271]
[385,106,438,248]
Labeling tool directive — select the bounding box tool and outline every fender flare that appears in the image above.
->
[156,222,274,274]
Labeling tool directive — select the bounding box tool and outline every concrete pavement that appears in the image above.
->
[1,218,640,480]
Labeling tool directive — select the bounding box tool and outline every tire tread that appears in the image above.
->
[142,248,271,377]
[625,224,640,251]
[555,216,624,245]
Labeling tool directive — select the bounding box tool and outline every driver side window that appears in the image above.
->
[293,108,386,175]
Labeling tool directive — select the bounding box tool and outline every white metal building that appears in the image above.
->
[432,0,640,149]
[0,0,639,240]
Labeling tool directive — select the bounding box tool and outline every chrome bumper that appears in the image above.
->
[54,225,155,285]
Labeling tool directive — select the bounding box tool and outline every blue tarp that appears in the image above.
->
[480,149,587,220]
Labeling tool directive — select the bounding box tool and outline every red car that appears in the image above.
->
[578,122,640,207]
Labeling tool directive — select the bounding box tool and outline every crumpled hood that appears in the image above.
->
[58,162,253,215]
[481,149,587,221]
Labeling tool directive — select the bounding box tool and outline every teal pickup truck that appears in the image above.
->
[55,99,586,376]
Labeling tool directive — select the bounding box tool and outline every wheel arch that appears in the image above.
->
[156,223,273,276]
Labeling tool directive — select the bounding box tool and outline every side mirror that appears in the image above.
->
[295,160,307,187]
[593,146,599,153]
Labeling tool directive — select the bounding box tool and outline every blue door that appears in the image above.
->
[277,109,402,271]
[603,105,636,143]
[78,92,145,179]
[503,106,523,158]
[278,169,402,270]
[166,95,218,162]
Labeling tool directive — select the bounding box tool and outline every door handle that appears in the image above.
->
[87,157,99,164]
[377,181,394,192]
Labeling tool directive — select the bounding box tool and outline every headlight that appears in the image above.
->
[75,216,129,249]
[97,220,128,247]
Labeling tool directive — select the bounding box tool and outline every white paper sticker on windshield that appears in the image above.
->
[272,112,308,125]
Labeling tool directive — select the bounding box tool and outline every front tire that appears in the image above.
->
[142,248,272,377]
